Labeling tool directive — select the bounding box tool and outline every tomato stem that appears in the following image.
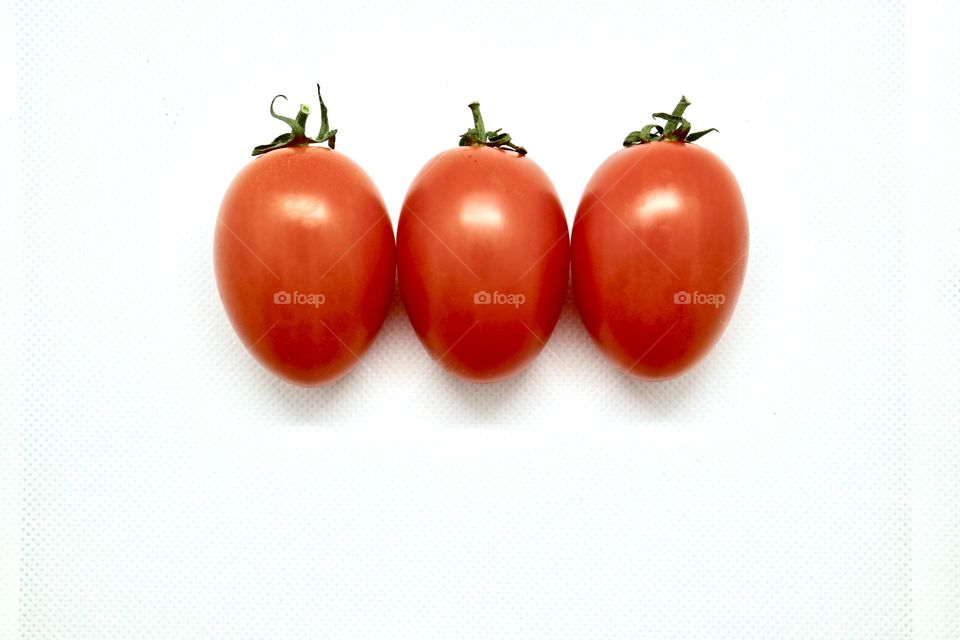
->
[623,96,718,147]
[252,84,338,156]
[458,102,527,155]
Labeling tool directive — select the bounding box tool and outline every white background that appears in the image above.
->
[1,0,957,638]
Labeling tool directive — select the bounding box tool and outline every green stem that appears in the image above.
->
[469,102,486,140]
[252,85,338,156]
[458,101,527,155]
[294,104,310,134]
[622,96,718,147]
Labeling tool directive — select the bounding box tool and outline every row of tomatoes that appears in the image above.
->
[214,88,749,386]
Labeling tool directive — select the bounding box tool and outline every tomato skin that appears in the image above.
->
[214,146,395,386]
[397,146,569,382]
[571,141,748,379]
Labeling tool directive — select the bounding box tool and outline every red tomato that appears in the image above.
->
[571,97,748,379]
[397,103,569,382]
[214,89,394,386]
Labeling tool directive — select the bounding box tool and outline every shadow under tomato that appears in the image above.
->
[436,364,534,427]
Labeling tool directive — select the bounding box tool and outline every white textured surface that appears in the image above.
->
[0,0,957,638]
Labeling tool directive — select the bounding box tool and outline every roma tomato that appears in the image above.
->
[214,87,394,386]
[397,103,569,382]
[572,97,748,379]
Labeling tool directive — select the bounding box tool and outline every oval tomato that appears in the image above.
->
[214,89,394,386]
[397,103,569,382]
[571,97,748,379]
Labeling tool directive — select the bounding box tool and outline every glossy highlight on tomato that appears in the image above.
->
[572,97,748,379]
[397,103,569,382]
[214,89,394,386]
